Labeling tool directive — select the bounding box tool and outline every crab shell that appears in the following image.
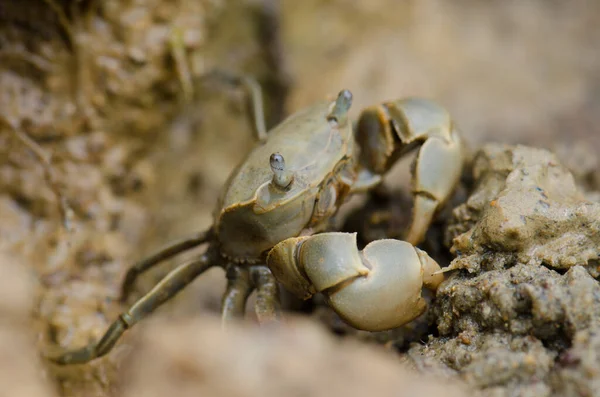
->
[214,98,356,263]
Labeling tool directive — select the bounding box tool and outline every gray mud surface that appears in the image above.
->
[1,1,599,397]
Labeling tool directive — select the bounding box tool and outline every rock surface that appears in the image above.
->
[0,253,58,397]
[446,144,600,272]
[409,144,600,397]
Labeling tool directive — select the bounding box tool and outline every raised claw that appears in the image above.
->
[266,232,443,331]
[354,97,465,245]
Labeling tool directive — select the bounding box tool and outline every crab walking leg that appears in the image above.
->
[251,265,282,324]
[267,232,444,331]
[200,70,267,141]
[406,130,464,245]
[120,227,214,302]
[221,264,254,326]
[47,253,215,365]
[242,75,268,141]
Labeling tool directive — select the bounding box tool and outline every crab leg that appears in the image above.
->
[251,265,282,324]
[221,264,254,325]
[47,252,216,365]
[199,70,267,141]
[120,227,214,302]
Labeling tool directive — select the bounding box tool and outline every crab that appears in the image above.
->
[46,77,465,365]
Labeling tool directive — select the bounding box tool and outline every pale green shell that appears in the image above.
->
[215,99,355,262]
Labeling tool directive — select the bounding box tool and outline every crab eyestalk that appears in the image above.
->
[267,232,444,331]
[327,89,353,125]
[270,152,294,189]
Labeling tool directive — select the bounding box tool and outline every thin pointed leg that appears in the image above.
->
[251,265,282,324]
[120,228,213,302]
[221,264,254,326]
[241,75,267,141]
[200,70,267,141]
[47,253,215,365]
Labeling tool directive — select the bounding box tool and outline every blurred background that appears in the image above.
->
[0,1,599,396]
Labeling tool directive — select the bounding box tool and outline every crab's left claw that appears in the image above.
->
[266,232,443,331]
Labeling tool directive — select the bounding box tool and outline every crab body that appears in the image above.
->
[215,99,356,263]
[46,82,465,366]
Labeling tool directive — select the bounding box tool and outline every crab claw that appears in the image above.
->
[406,129,464,245]
[354,97,465,245]
[266,232,443,331]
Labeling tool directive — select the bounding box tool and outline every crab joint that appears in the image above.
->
[270,152,294,189]
[327,89,353,125]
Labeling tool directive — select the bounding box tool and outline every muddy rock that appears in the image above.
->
[445,144,600,272]
[0,252,57,397]
[410,326,600,397]
[436,264,600,342]
[551,326,600,396]
[408,332,555,396]
[120,315,471,397]
[408,144,600,396]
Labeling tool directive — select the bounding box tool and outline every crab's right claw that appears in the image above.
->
[407,130,464,245]
[267,232,443,331]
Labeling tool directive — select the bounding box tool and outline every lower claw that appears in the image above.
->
[267,232,443,331]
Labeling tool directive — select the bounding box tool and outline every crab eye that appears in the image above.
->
[270,152,293,189]
[327,89,353,125]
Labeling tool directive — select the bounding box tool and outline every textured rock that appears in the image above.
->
[446,144,600,272]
